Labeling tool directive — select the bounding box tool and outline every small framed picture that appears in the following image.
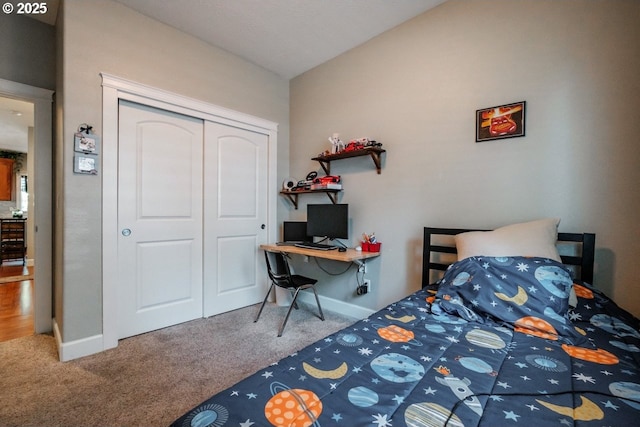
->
[74,155,98,175]
[74,132,100,154]
[476,101,526,142]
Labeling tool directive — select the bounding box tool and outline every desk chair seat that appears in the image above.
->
[255,251,325,336]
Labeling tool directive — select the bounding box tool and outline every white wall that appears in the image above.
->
[58,0,289,342]
[289,0,640,316]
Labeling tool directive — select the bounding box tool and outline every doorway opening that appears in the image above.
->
[0,96,35,342]
[0,78,53,338]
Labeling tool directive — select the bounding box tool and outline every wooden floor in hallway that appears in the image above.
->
[0,261,34,342]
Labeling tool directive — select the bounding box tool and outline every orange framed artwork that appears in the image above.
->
[476,101,526,142]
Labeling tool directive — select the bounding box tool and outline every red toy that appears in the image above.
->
[343,141,364,152]
[313,175,341,184]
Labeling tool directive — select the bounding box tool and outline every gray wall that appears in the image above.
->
[0,13,56,90]
[1,12,55,329]
[57,0,289,342]
[289,0,640,316]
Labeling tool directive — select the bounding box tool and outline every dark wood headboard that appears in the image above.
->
[422,227,596,287]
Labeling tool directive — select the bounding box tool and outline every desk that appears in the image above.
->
[259,244,380,263]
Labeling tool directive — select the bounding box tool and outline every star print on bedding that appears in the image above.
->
[171,277,640,426]
[431,256,586,344]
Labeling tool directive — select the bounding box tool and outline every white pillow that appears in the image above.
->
[455,218,561,262]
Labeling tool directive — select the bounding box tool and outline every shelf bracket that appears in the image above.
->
[282,192,300,209]
[325,191,338,204]
[317,160,330,175]
[280,190,340,209]
[369,151,383,174]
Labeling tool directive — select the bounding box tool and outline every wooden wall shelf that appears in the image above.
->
[311,147,386,175]
[280,189,341,209]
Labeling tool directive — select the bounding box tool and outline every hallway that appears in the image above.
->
[0,261,34,342]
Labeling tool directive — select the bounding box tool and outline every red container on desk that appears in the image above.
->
[362,242,381,252]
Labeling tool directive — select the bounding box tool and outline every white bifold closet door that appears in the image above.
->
[117,101,267,339]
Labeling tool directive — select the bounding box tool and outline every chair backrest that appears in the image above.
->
[264,251,293,288]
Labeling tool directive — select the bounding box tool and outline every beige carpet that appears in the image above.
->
[0,302,356,427]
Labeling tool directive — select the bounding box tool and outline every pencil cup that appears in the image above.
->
[363,242,381,252]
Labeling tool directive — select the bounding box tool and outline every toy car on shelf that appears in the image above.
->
[313,175,340,184]
[343,138,381,152]
[311,175,342,190]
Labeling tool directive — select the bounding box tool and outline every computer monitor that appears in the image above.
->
[306,204,349,240]
[282,221,309,243]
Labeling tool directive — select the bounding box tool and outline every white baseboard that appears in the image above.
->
[296,292,375,320]
[51,294,372,361]
[53,320,105,362]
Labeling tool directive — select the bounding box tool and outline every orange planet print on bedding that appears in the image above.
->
[562,344,619,365]
[378,324,415,343]
[265,388,322,427]
[514,316,559,340]
[573,284,594,299]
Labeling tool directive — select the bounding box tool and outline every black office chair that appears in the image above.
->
[255,251,325,336]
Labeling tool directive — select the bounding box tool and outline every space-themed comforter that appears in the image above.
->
[172,256,640,427]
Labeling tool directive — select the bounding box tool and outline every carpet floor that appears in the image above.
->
[0,302,356,426]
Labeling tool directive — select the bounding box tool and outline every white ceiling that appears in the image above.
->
[113,0,446,79]
[0,97,34,153]
[4,0,445,153]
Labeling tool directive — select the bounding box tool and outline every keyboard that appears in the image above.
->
[294,242,337,251]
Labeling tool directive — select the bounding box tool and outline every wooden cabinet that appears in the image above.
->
[1,219,26,265]
[0,158,14,201]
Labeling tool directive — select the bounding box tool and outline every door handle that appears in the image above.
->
[121,228,132,236]
[261,224,266,229]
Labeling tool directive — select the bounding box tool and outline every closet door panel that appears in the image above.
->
[203,121,268,317]
[117,101,204,339]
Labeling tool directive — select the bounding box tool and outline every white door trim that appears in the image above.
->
[101,73,277,352]
[0,78,53,335]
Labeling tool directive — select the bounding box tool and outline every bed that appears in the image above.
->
[172,219,640,427]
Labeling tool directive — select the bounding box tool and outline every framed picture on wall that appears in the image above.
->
[476,101,526,142]
[74,131,100,154]
[74,155,98,175]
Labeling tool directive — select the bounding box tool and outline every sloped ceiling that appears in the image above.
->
[114,0,446,79]
[7,1,445,152]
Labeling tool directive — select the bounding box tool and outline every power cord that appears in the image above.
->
[356,267,368,295]
[312,257,354,276]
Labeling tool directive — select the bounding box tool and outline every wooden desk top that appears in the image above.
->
[260,244,380,263]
